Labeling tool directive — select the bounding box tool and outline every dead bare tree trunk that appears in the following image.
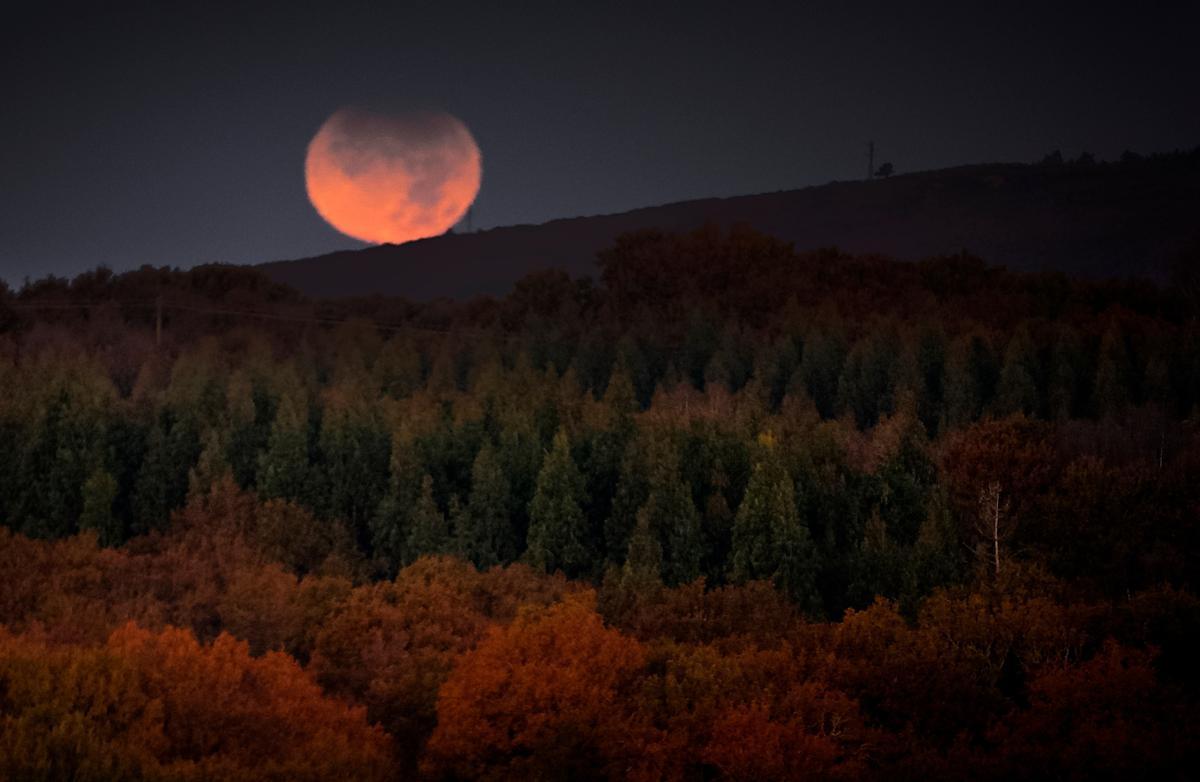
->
[991,483,1001,578]
[974,481,1006,579]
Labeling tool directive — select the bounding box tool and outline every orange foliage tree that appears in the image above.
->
[309,555,571,768]
[982,641,1198,780]
[702,682,866,782]
[0,623,391,781]
[423,594,652,781]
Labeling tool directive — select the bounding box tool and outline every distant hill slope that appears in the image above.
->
[259,154,1200,300]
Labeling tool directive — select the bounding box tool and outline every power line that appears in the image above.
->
[3,298,519,343]
[5,300,155,309]
[2,296,728,369]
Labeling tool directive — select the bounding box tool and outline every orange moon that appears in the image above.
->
[304,107,482,244]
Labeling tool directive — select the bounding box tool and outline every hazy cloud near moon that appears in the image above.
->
[305,107,481,244]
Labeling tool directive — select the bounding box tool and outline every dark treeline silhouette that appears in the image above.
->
[259,147,1200,299]
[1,227,1199,778]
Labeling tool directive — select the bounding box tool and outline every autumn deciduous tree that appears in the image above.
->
[309,556,569,771]
[251,496,358,577]
[984,641,1196,781]
[702,683,867,782]
[309,565,485,767]
[826,597,1006,742]
[423,595,650,781]
[0,623,392,782]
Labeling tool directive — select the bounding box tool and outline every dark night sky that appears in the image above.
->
[2,1,1198,284]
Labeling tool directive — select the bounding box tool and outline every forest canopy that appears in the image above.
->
[1,227,1198,779]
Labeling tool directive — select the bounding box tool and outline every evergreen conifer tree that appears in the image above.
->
[257,388,310,503]
[371,440,425,571]
[637,439,703,585]
[405,474,451,564]
[996,326,1041,415]
[622,508,664,591]
[526,429,590,576]
[605,438,649,563]
[1094,321,1133,418]
[458,442,514,567]
[79,467,121,546]
[731,433,821,614]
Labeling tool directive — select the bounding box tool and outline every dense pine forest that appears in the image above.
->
[2,226,1198,779]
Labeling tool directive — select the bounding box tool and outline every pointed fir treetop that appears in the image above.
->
[526,428,591,577]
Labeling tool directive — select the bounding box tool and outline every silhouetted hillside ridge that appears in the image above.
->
[259,151,1200,299]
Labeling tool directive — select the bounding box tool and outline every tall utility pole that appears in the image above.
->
[466,205,473,233]
[867,141,875,179]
